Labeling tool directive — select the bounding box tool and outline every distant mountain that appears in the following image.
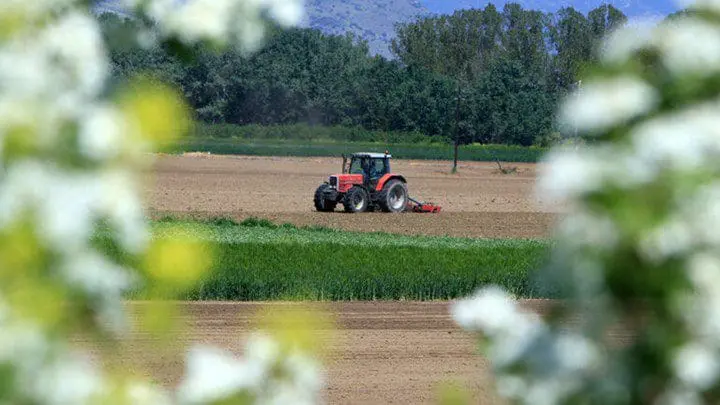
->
[300,0,431,59]
[92,0,678,58]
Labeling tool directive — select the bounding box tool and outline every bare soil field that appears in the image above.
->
[144,154,562,238]
[101,301,610,405]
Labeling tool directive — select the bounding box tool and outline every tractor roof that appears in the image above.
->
[351,152,391,159]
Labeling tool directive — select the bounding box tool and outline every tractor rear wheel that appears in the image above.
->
[343,186,369,213]
[378,180,408,213]
[314,184,337,212]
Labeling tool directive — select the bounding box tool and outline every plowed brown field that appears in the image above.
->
[127,154,575,403]
[144,154,563,238]
[105,301,598,405]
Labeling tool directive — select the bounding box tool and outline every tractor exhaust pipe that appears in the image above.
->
[342,154,348,174]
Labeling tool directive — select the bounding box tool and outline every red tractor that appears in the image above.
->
[314,152,442,213]
[314,152,408,213]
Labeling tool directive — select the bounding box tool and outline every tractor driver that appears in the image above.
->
[367,159,379,180]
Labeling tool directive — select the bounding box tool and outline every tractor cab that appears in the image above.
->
[345,152,391,187]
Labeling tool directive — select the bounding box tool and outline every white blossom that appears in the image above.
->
[283,352,323,393]
[674,342,720,389]
[264,0,305,27]
[632,100,720,172]
[452,286,546,368]
[126,382,173,405]
[639,219,695,262]
[536,148,606,202]
[452,285,522,333]
[178,345,267,404]
[556,210,619,251]
[138,0,304,52]
[30,353,104,405]
[496,375,527,398]
[655,17,720,75]
[160,0,236,44]
[0,11,107,110]
[559,75,658,133]
[655,384,704,405]
[0,0,78,22]
[78,105,125,161]
[601,21,654,63]
[40,11,108,100]
[59,252,135,299]
[555,333,600,373]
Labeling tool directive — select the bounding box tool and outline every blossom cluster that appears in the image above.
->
[453,1,720,404]
[0,0,321,405]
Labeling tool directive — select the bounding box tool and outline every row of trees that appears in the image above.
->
[100,3,628,150]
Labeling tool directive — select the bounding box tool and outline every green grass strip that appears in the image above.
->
[114,217,553,301]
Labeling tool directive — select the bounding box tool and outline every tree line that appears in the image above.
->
[99,3,630,149]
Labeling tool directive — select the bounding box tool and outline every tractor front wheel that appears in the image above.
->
[343,186,369,213]
[378,180,408,213]
[314,184,337,212]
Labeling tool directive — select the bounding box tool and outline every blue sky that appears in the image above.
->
[421,0,679,18]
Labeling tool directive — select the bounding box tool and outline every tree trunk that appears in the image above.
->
[452,81,461,173]
[453,139,459,173]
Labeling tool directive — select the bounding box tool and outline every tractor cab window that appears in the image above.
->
[349,158,366,175]
[349,156,389,179]
[370,158,387,179]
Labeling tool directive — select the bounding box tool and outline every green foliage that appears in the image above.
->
[192,123,440,143]
[171,137,547,162]
[97,3,632,148]
[115,218,551,301]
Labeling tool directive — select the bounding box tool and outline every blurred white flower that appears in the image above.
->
[632,100,720,172]
[162,0,235,44]
[244,332,280,367]
[536,148,606,202]
[639,219,695,262]
[496,375,527,398]
[683,183,720,248]
[453,286,546,368]
[655,384,703,405]
[0,160,47,225]
[559,75,658,133]
[264,0,305,27]
[452,285,521,333]
[140,0,304,52]
[41,11,108,100]
[78,106,125,161]
[674,342,720,389]
[522,377,578,405]
[31,353,104,405]
[555,333,600,373]
[655,17,720,75]
[60,252,135,299]
[0,45,54,100]
[178,345,266,404]
[0,0,77,22]
[0,321,49,370]
[0,11,107,111]
[556,210,619,251]
[38,172,102,250]
[601,22,654,63]
[283,352,323,394]
[99,169,149,253]
[126,382,173,405]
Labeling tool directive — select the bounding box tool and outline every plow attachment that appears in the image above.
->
[407,197,442,213]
